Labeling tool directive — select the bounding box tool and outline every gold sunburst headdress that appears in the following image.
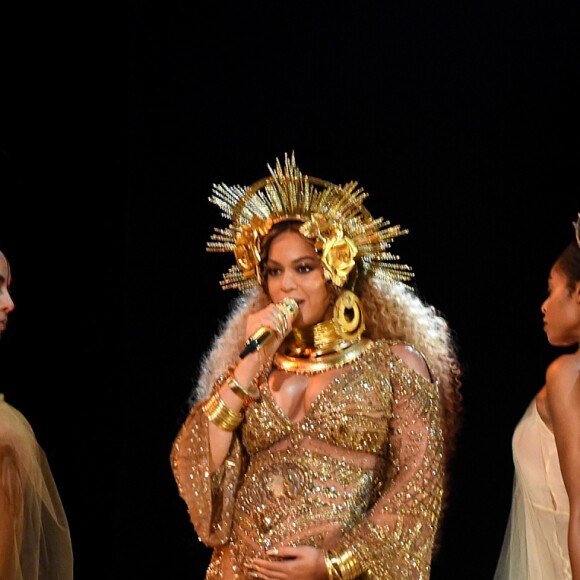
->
[207,152,414,292]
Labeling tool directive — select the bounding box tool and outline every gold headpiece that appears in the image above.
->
[574,213,580,249]
[207,152,414,291]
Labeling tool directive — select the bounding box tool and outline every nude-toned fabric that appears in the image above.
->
[0,394,73,580]
[172,339,445,579]
[494,399,571,580]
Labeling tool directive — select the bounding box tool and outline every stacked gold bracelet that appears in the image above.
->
[323,549,361,580]
[226,374,260,401]
[202,391,243,432]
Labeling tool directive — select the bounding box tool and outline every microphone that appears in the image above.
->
[239,297,299,359]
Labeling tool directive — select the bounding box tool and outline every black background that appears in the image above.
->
[1,2,579,579]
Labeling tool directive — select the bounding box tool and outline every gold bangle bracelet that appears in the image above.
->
[202,392,243,432]
[324,551,341,579]
[226,375,260,401]
[324,549,361,580]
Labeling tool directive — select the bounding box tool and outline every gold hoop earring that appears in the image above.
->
[333,290,365,341]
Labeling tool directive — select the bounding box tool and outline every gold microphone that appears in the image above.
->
[239,298,299,359]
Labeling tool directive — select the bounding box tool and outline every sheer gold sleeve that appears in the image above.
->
[330,357,445,578]
[171,381,247,547]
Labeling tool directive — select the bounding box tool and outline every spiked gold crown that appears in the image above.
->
[207,152,414,291]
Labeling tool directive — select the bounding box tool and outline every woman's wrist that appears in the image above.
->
[226,373,259,401]
[223,360,269,404]
[202,391,243,432]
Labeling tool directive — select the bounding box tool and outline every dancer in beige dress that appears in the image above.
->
[0,249,74,580]
[494,215,580,580]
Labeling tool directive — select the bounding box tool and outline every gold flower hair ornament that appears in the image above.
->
[207,152,414,291]
[299,214,358,287]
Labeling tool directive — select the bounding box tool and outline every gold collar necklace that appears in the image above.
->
[274,319,371,374]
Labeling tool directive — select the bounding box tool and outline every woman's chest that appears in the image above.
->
[268,369,343,422]
[241,361,394,454]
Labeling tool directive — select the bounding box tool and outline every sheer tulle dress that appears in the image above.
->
[494,399,571,580]
[0,394,73,580]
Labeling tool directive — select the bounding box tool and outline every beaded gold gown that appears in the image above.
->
[172,339,445,579]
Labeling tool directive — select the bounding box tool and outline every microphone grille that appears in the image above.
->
[278,297,299,318]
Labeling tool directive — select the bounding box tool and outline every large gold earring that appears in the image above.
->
[333,290,365,341]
